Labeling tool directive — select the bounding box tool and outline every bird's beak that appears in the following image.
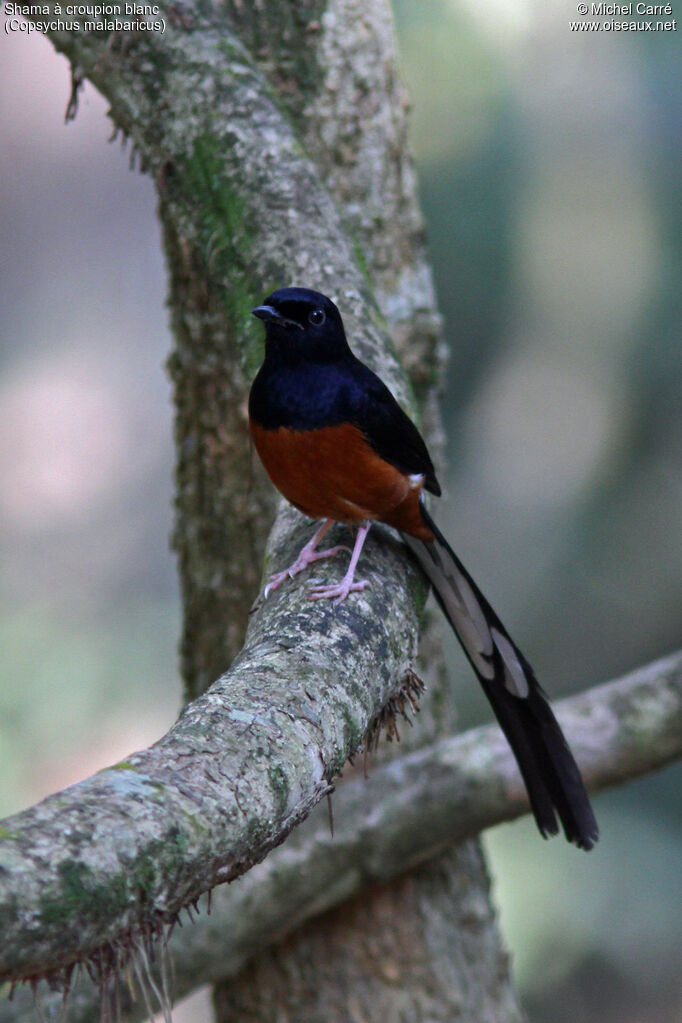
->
[251,305,280,323]
[251,305,303,330]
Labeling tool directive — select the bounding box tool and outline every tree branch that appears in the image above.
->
[0,508,429,986]
[1,650,679,1019]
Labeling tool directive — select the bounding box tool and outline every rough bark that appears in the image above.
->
[0,511,425,984]
[214,845,522,1023]
[1,652,679,1022]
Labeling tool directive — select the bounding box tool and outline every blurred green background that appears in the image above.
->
[0,2,680,1022]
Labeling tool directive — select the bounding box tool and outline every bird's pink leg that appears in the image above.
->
[308,521,371,604]
[264,519,349,597]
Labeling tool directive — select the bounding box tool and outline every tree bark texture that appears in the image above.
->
[0,509,427,984]
[214,844,522,1023]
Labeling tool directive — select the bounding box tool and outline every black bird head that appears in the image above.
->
[252,287,351,364]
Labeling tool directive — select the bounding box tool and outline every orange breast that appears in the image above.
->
[250,421,434,540]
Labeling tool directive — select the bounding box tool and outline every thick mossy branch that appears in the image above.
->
[0,515,423,984]
[1,650,679,1022]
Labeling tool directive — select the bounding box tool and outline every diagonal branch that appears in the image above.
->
[0,513,426,985]
[1,650,679,1022]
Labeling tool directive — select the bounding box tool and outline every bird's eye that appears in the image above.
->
[308,308,326,326]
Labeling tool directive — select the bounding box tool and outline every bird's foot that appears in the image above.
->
[264,545,349,597]
[308,576,370,605]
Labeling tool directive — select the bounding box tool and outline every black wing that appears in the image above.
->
[347,359,441,495]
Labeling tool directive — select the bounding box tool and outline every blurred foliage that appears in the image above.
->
[394,0,520,414]
[0,4,680,1022]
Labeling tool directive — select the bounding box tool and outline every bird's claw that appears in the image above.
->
[307,578,370,605]
[263,544,350,598]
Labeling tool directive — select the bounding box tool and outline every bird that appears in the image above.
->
[249,286,599,850]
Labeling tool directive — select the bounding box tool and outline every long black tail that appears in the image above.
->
[401,504,598,850]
